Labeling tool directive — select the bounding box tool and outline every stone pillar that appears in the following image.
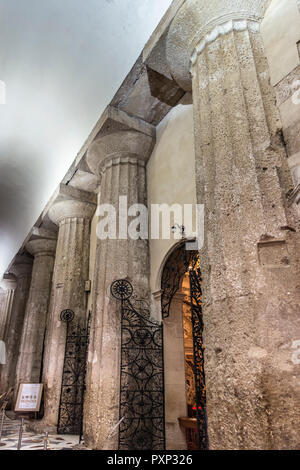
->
[40,199,95,430]
[166,0,300,450]
[15,239,57,388]
[84,130,153,449]
[0,256,32,394]
[0,275,17,341]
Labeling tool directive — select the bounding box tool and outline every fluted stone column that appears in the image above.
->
[40,199,95,430]
[0,275,17,341]
[0,256,32,394]
[84,130,153,449]
[15,239,57,389]
[166,0,300,450]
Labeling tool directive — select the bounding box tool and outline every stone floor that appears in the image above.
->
[0,415,82,450]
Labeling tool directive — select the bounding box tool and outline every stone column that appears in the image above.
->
[40,199,95,430]
[84,130,153,449]
[0,256,32,394]
[166,0,300,450]
[15,239,57,388]
[0,275,17,341]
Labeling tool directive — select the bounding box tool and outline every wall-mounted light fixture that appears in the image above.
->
[171,224,185,238]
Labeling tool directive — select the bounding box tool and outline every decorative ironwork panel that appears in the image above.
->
[188,264,209,450]
[111,280,165,451]
[57,310,90,438]
[161,245,209,450]
[161,246,195,319]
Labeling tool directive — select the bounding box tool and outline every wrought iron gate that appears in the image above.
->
[161,245,209,450]
[57,310,90,438]
[188,258,209,450]
[111,280,165,450]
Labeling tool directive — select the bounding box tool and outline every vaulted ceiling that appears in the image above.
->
[0,0,172,277]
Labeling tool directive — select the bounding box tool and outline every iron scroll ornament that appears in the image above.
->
[111,279,165,451]
[60,309,75,323]
[111,279,133,301]
[57,310,90,439]
[160,245,209,450]
[188,264,209,450]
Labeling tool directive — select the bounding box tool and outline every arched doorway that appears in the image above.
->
[161,243,208,450]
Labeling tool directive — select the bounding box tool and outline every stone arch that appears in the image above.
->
[154,239,196,294]
[160,242,207,450]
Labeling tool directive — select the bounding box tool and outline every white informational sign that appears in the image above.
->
[15,383,43,413]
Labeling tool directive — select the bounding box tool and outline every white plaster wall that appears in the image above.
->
[261,0,300,86]
[85,0,300,298]
[262,0,300,179]
[147,101,196,293]
[0,0,172,278]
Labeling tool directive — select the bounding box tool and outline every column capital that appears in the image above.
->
[10,256,33,279]
[86,130,154,177]
[166,0,270,91]
[48,199,96,226]
[26,239,57,257]
[0,273,17,291]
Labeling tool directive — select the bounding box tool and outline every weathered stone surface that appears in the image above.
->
[86,130,154,178]
[14,238,57,389]
[188,11,300,449]
[84,130,152,449]
[0,274,17,341]
[146,66,185,107]
[0,256,32,394]
[166,0,270,91]
[67,169,100,194]
[1,0,300,452]
[275,64,300,107]
[40,198,95,430]
[111,59,181,126]
[143,0,186,79]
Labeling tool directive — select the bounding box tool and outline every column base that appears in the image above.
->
[26,420,57,435]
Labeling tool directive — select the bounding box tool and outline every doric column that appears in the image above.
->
[15,238,57,388]
[40,199,95,430]
[0,256,32,394]
[84,130,153,449]
[0,274,17,341]
[166,0,300,450]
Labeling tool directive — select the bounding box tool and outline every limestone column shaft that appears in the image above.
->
[0,257,32,393]
[192,22,300,451]
[167,0,300,450]
[84,130,153,449]
[0,275,17,341]
[41,199,95,429]
[15,239,57,387]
